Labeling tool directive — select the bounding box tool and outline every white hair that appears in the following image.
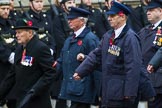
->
[78,17,88,24]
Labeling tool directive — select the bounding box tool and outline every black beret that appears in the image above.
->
[13,18,38,30]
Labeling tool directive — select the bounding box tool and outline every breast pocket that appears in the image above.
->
[67,77,85,96]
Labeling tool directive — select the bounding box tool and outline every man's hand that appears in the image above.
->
[77,53,85,61]
[73,73,81,80]
[52,61,57,68]
[8,52,15,64]
[147,65,154,73]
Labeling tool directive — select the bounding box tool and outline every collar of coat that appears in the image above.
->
[70,27,91,39]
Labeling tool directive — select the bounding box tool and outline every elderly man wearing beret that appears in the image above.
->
[0,18,57,108]
[55,7,100,108]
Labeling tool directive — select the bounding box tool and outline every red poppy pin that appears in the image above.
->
[77,40,82,46]
[109,38,114,46]
[27,21,33,26]
[23,19,33,27]
[109,32,115,45]
[118,11,124,16]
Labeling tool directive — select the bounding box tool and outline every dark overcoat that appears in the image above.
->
[46,7,68,99]
[76,25,142,107]
[23,9,56,52]
[149,47,162,69]
[57,27,100,104]
[9,10,22,25]
[0,17,16,83]
[0,36,56,108]
[138,22,162,93]
[25,9,52,35]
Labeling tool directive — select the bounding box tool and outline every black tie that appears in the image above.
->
[150,24,154,30]
[73,33,76,39]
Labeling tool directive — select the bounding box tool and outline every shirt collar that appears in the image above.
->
[74,25,86,37]
[153,20,162,30]
[114,23,126,39]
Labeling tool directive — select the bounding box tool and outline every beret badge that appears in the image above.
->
[23,19,33,27]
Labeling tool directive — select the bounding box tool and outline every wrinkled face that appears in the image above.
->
[147,7,162,24]
[82,0,92,6]
[68,17,84,31]
[15,29,33,45]
[108,14,126,29]
[0,5,10,19]
[64,0,76,11]
[30,0,44,12]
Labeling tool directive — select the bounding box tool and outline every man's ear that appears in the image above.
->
[27,29,34,37]
[159,8,162,13]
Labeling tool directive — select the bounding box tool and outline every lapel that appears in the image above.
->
[70,27,90,44]
[143,22,162,40]
[14,45,24,64]
[25,35,37,55]
[70,33,77,43]
[114,24,129,41]
[154,21,162,31]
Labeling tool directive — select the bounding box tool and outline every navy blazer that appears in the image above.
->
[57,27,99,104]
[76,25,142,107]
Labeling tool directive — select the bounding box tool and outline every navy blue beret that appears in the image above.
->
[67,7,91,19]
[106,1,131,16]
[146,0,162,10]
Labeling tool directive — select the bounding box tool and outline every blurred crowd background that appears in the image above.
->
[14,0,141,9]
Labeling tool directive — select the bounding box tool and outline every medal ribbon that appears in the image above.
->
[21,48,26,63]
